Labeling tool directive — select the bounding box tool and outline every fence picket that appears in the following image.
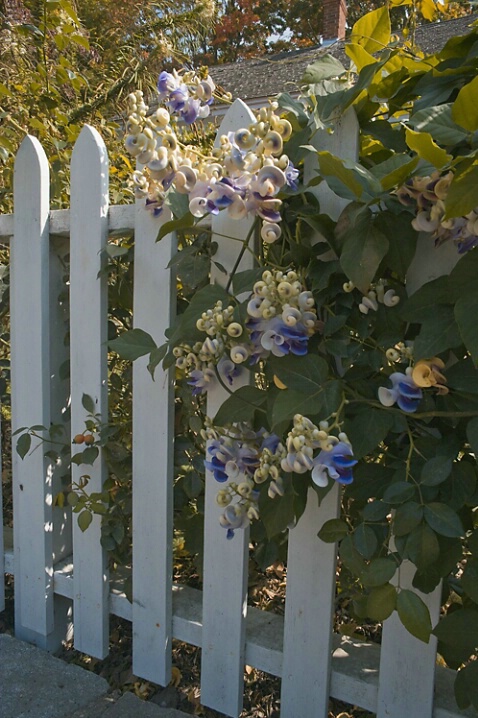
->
[200,99,256,718]
[70,126,109,658]
[281,485,340,717]
[376,560,442,718]
[132,204,176,684]
[11,136,54,641]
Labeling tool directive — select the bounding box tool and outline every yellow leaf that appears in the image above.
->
[273,375,287,390]
[350,7,391,55]
[345,43,375,72]
[389,0,412,5]
[419,0,438,21]
[170,666,182,687]
[405,128,452,169]
[452,76,478,132]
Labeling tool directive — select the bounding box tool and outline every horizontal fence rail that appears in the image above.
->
[1,106,474,718]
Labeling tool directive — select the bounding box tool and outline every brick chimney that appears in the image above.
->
[322,0,347,42]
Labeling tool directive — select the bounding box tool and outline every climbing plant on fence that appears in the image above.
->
[106,6,478,711]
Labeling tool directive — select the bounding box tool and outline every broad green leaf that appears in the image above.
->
[316,151,364,199]
[340,534,367,576]
[361,558,397,587]
[367,583,397,621]
[362,500,390,522]
[318,518,349,543]
[231,268,264,296]
[383,481,416,505]
[445,162,478,219]
[78,510,93,532]
[147,343,168,379]
[433,608,478,652]
[369,154,419,191]
[449,462,476,511]
[455,662,478,711]
[410,104,468,146]
[455,281,478,365]
[452,75,478,132]
[400,276,451,322]
[109,328,157,361]
[268,354,328,394]
[397,589,432,643]
[354,524,378,559]
[156,211,194,242]
[461,559,478,604]
[413,307,462,360]
[350,6,391,55]
[16,433,31,459]
[302,55,346,83]
[167,284,230,346]
[259,477,296,538]
[81,393,96,414]
[467,417,478,456]
[420,456,453,486]
[424,503,464,538]
[393,502,423,537]
[405,128,452,169]
[214,386,267,425]
[405,523,440,570]
[339,211,389,293]
[345,409,393,460]
[271,380,342,428]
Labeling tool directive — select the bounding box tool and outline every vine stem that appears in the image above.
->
[225,219,258,293]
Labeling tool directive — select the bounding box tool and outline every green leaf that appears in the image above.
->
[405,523,440,570]
[369,154,419,192]
[397,589,432,643]
[109,328,157,361]
[78,510,93,532]
[467,417,478,456]
[81,393,96,414]
[361,558,397,587]
[350,5,391,54]
[413,307,462,360]
[452,75,478,132]
[16,433,31,459]
[410,104,468,146]
[316,151,366,199]
[214,386,266,426]
[383,481,416,504]
[345,409,393,460]
[399,276,451,322]
[156,211,194,242]
[354,524,378,559]
[338,209,389,293]
[455,281,478,365]
[259,477,296,538]
[420,456,453,486]
[461,559,478,604]
[165,190,190,219]
[455,662,478,711]
[339,534,367,576]
[393,502,423,537]
[81,446,99,465]
[367,583,397,621]
[147,343,168,379]
[318,518,349,543]
[362,500,390,521]
[271,380,342,428]
[405,128,452,169]
[231,268,264,296]
[268,354,328,394]
[167,284,231,346]
[301,55,346,83]
[424,503,464,538]
[433,608,478,652]
[445,162,478,219]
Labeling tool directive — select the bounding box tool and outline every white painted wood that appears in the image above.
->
[10,135,54,640]
[377,559,441,718]
[406,232,461,295]
[281,485,340,717]
[132,201,176,684]
[70,125,109,658]
[201,99,257,718]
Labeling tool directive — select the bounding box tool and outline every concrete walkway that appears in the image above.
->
[0,634,191,718]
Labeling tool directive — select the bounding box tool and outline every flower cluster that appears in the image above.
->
[378,357,448,413]
[397,171,478,253]
[343,279,400,314]
[173,270,318,394]
[204,415,357,537]
[124,70,299,234]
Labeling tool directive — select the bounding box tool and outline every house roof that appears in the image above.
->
[208,13,477,104]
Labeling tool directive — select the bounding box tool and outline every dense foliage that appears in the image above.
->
[106,6,478,711]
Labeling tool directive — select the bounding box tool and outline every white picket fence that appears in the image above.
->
[0,100,472,718]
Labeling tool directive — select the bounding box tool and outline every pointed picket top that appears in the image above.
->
[11,132,53,639]
[70,123,109,659]
[214,98,256,144]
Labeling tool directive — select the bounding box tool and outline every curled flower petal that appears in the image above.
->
[261,222,281,244]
